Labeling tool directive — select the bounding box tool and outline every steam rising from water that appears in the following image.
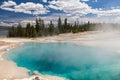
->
[2,24,120,80]
[3,42,120,80]
[77,31,120,53]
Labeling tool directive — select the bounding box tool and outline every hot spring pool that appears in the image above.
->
[3,43,120,80]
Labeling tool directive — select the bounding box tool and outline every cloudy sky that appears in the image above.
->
[0,0,120,26]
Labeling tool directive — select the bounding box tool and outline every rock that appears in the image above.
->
[34,76,40,80]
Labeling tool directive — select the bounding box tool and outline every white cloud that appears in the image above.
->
[0,1,49,15]
[42,0,47,3]
[95,9,120,17]
[0,21,18,27]
[48,0,92,16]
[81,0,89,2]
[48,0,120,17]
[1,0,120,23]
[14,2,49,15]
[0,1,16,7]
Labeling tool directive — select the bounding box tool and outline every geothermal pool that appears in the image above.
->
[3,43,120,80]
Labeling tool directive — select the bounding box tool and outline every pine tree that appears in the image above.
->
[8,27,11,37]
[44,27,49,36]
[41,20,45,36]
[58,17,62,33]
[35,18,40,33]
[72,21,79,33]
[64,18,68,33]
[25,23,31,37]
[8,26,16,37]
[16,24,24,37]
[35,18,45,36]
[31,25,37,37]
[48,21,54,36]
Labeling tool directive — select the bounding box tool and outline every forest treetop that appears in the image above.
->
[8,17,120,38]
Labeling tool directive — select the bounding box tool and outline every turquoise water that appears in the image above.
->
[3,43,120,80]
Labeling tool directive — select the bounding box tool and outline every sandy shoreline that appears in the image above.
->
[0,41,67,80]
[0,42,20,57]
[1,31,120,80]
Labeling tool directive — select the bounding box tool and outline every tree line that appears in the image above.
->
[8,17,120,38]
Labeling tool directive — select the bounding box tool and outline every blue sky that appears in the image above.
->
[0,0,120,26]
